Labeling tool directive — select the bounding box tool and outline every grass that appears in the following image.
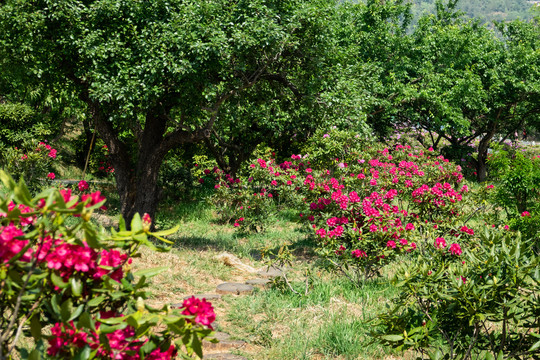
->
[121,194,414,359]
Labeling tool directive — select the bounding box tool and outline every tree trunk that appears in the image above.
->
[476,123,498,182]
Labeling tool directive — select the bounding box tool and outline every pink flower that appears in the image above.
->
[78,180,89,191]
[410,242,417,250]
[323,134,329,138]
[399,239,408,246]
[386,240,396,249]
[234,222,240,227]
[21,154,28,160]
[449,243,462,255]
[434,237,447,249]
[47,172,55,180]
[351,249,367,258]
[405,223,415,231]
[81,191,107,210]
[504,225,509,230]
[182,297,216,329]
[0,224,27,263]
[271,180,278,186]
[306,168,312,173]
[48,149,57,159]
[521,211,531,217]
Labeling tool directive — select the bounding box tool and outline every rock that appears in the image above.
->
[183,294,222,301]
[245,278,270,288]
[256,266,284,278]
[203,332,247,352]
[170,294,222,309]
[215,252,258,273]
[216,283,254,295]
[203,354,248,360]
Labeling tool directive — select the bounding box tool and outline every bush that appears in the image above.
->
[0,140,59,193]
[211,136,494,286]
[488,144,540,215]
[373,227,540,359]
[0,171,214,359]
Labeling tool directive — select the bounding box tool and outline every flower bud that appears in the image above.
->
[142,213,152,232]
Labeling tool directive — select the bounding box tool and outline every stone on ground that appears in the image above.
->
[216,283,254,295]
[203,354,248,360]
[256,265,284,278]
[203,332,247,352]
[245,278,270,287]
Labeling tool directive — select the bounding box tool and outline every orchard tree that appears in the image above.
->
[0,0,341,222]
[364,0,540,181]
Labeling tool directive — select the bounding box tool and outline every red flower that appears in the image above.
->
[181,297,216,329]
[78,180,89,191]
[448,243,462,255]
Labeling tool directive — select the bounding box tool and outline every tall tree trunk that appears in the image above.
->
[476,124,498,182]
[123,113,168,225]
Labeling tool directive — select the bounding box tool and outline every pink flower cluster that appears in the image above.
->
[47,317,177,360]
[1,197,128,282]
[182,296,216,329]
[434,237,462,255]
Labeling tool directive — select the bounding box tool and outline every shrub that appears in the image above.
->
[0,140,59,193]
[0,171,214,360]
[212,137,493,285]
[488,144,540,215]
[372,227,540,359]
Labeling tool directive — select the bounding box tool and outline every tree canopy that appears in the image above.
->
[0,0,347,221]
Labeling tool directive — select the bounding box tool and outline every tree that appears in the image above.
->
[0,0,341,222]
[363,0,540,181]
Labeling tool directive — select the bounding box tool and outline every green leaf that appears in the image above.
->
[530,339,540,352]
[28,349,40,360]
[131,213,143,232]
[150,225,180,238]
[192,334,203,359]
[87,295,105,307]
[133,266,168,278]
[381,334,404,341]
[118,216,127,231]
[69,305,85,322]
[74,346,91,360]
[84,228,99,248]
[30,315,42,341]
[78,312,95,332]
[60,299,74,322]
[70,277,83,297]
[99,323,128,334]
[14,179,33,206]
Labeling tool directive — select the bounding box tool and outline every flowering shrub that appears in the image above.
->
[0,171,214,359]
[212,138,492,285]
[373,227,540,359]
[0,139,58,193]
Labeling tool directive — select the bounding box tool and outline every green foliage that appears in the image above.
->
[488,144,540,214]
[0,139,58,194]
[373,227,540,359]
[0,102,52,148]
[300,128,371,170]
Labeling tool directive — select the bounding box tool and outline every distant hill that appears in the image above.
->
[410,0,535,24]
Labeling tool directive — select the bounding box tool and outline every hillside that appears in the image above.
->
[411,0,535,23]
